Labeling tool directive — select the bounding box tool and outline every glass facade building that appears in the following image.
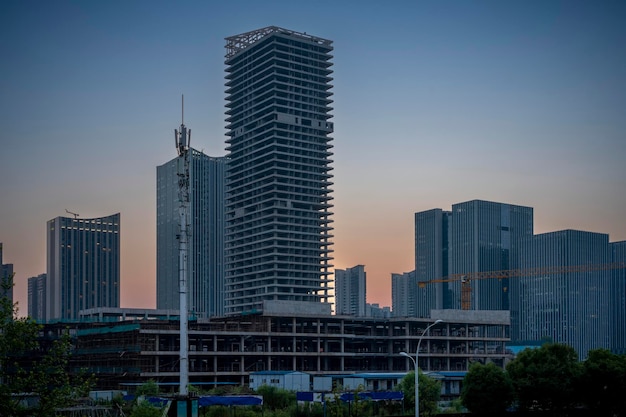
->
[1,243,14,304]
[610,240,626,354]
[156,151,226,317]
[512,230,612,359]
[224,27,334,315]
[449,200,533,310]
[28,273,47,322]
[415,209,451,317]
[46,214,120,320]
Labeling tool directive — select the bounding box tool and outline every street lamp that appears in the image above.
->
[400,319,444,417]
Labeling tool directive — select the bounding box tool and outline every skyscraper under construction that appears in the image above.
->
[224,27,334,315]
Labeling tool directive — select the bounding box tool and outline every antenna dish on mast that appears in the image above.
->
[175,94,191,157]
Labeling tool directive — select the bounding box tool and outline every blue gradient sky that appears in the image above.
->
[1,0,625,313]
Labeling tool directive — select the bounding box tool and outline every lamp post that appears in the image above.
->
[400,319,444,417]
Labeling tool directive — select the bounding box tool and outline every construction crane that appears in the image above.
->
[65,209,79,219]
[418,262,626,310]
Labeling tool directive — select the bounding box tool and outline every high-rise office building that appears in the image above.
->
[610,240,626,354]
[28,273,47,322]
[415,209,451,317]
[449,200,533,310]
[1,242,14,304]
[512,230,612,359]
[156,151,226,317]
[46,214,120,320]
[391,270,418,317]
[224,27,334,315]
[415,200,533,313]
[335,265,366,316]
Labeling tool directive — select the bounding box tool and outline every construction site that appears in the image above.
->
[55,307,512,391]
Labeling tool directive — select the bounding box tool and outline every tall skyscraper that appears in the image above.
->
[1,242,14,304]
[512,230,612,359]
[415,209,451,317]
[391,271,418,317]
[46,214,120,320]
[335,265,366,316]
[28,273,47,322]
[449,200,533,310]
[224,27,334,315]
[610,240,626,354]
[157,151,226,317]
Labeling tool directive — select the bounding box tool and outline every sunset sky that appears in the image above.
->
[1,0,625,314]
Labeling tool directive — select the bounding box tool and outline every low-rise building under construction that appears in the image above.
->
[63,307,511,391]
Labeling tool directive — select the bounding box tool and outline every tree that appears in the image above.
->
[397,370,441,416]
[128,400,163,417]
[0,273,93,416]
[506,343,582,411]
[135,379,160,397]
[255,385,295,410]
[579,349,626,416]
[461,362,514,415]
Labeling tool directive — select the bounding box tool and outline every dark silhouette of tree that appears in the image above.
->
[396,370,441,416]
[461,362,514,415]
[0,273,93,416]
[579,348,626,416]
[506,343,582,412]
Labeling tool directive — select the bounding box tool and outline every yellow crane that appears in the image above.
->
[418,262,626,310]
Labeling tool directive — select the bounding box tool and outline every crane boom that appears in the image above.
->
[418,262,626,310]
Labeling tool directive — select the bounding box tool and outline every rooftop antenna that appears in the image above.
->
[65,209,79,219]
[175,95,191,156]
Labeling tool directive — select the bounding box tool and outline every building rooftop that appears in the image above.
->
[225,26,332,59]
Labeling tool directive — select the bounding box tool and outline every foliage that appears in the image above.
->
[396,370,441,416]
[461,362,514,415]
[440,398,465,414]
[579,349,626,416]
[325,385,345,417]
[347,384,372,417]
[0,273,94,417]
[292,402,324,417]
[204,405,230,417]
[255,385,295,410]
[135,379,160,397]
[128,400,163,417]
[506,343,582,411]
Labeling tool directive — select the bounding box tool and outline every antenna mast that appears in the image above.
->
[174,94,190,397]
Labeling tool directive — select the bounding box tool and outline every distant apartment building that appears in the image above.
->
[224,27,335,315]
[335,265,366,316]
[156,151,226,317]
[0,243,14,303]
[512,230,612,359]
[415,209,451,317]
[46,214,120,320]
[366,303,391,318]
[28,273,47,321]
[391,271,418,317]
